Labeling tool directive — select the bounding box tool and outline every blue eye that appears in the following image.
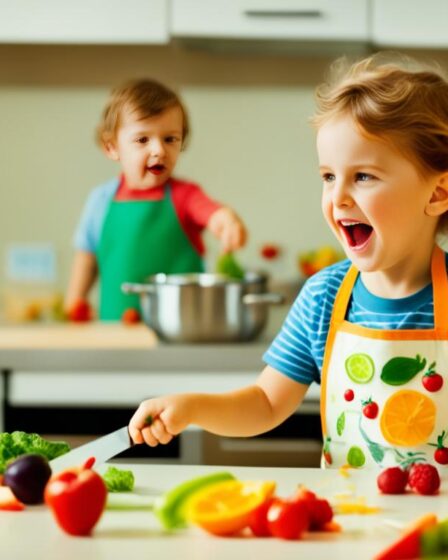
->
[322,173,335,183]
[356,172,373,182]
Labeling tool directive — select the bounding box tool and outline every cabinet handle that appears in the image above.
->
[244,10,323,19]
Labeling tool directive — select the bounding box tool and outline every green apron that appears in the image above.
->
[97,183,204,320]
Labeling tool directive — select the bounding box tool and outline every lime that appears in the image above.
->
[345,353,375,384]
[347,446,366,468]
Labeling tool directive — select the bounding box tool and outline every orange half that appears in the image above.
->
[186,479,276,536]
[380,389,436,447]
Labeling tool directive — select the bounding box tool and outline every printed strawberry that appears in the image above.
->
[121,308,141,324]
[429,431,448,465]
[344,389,354,402]
[362,397,379,419]
[68,299,93,323]
[422,362,444,393]
[323,438,332,466]
[408,463,440,495]
[377,467,408,495]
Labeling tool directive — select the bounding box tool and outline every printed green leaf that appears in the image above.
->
[381,354,427,386]
[336,412,346,436]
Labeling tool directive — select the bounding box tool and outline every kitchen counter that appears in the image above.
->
[1,462,445,560]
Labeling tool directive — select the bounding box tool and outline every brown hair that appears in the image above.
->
[96,78,190,149]
[311,53,448,178]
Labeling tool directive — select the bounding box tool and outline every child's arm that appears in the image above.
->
[128,365,309,446]
[64,250,98,312]
[207,207,248,252]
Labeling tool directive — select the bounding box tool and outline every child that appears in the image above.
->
[129,55,448,469]
[65,79,247,320]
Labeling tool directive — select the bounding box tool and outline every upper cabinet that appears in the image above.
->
[372,0,448,48]
[171,0,369,42]
[0,0,169,44]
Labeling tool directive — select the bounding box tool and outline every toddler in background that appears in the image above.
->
[129,54,448,470]
[65,79,247,320]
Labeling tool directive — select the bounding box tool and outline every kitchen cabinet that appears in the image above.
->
[171,0,369,42]
[372,0,448,48]
[0,0,169,44]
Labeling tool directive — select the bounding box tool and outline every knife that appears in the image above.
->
[49,426,133,472]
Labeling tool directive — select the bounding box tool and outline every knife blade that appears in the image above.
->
[49,426,133,472]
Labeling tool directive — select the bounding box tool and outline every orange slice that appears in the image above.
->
[380,389,436,446]
[186,479,276,536]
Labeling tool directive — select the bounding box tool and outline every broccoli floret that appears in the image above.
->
[102,466,135,493]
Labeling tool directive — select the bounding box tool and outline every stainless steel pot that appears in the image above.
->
[122,272,284,343]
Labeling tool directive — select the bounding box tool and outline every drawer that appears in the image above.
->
[171,0,369,41]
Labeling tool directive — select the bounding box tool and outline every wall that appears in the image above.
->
[1,44,447,304]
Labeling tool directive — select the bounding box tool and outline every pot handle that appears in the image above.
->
[121,282,156,295]
[242,292,285,306]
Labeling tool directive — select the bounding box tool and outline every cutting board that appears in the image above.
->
[0,323,158,349]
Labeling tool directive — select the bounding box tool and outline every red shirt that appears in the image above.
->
[114,176,221,255]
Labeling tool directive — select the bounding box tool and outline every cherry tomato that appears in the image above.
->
[68,299,93,323]
[344,389,354,402]
[267,498,309,540]
[248,497,274,537]
[434,447,448,465]
[121,308,141,324]
[362,398,379,419]
[422,372,444,393]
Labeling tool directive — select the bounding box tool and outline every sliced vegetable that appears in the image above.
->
[44,459,107,536]
[380,354,427,386]
[4,454,51,504]
[0,486,25,511]
[154,471,235,530]
[102,466,134,493]
[186,479,276,536]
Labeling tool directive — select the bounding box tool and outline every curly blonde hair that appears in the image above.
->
[96,78,190,149]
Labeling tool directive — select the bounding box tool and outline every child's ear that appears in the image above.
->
[102,140,120,161]
[426,173,448,217]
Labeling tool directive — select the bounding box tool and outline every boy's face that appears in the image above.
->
[105,105,183,189]
[317,114,441,278]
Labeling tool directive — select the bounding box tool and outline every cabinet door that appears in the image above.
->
[0,0,169,44]
[171,0,369,41]
[372,0,448,48]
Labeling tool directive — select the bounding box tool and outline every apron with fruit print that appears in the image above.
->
[320,246,448,470]
[97,183,204,321]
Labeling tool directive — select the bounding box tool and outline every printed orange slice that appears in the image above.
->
[380,390,436,446]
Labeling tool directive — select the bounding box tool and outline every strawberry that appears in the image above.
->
[344,389,354,401]
[408,463,440,495]
[422,363,444,393]
[362,398,379,419]
[121,308,141,324]
[377,467,408,495]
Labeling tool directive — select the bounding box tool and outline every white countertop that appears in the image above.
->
[1,463,446,560]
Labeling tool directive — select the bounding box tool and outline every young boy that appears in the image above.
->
[65,79,247,320]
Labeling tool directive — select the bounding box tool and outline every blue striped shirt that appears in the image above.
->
[263,258,440,385]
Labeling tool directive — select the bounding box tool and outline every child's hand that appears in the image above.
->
[208,207,247,253]
[128,394,195,447]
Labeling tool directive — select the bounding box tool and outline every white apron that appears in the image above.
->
[320,246,448,469]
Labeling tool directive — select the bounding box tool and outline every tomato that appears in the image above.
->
[248,497,274,537]
[266,498,309,540]
[434,447,448,465]
[260,244,280,260]
[422,372,444,393]
[68,299,92,323]
[44,458,107,536]
[344,389,354,402]
[121,308,141,324]
[362,398,379,419]
[292,487,333,530]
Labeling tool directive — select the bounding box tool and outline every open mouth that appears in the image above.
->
[339,220,373,249]
[147,164,165,175]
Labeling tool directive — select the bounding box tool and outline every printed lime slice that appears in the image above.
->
[345,353,375,384]
[347,446,366,468]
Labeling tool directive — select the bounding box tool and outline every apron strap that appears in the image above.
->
[432,245,448,331]
[330,265,358,327]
